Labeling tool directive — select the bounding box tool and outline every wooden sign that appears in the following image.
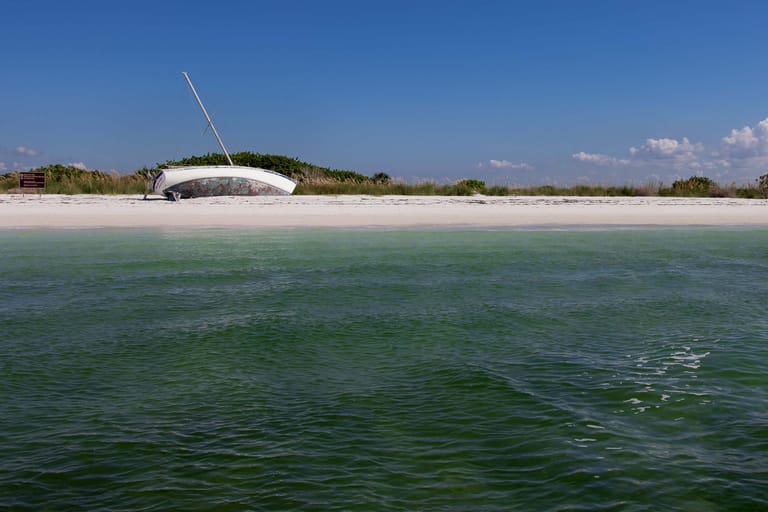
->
[19,172,46,189]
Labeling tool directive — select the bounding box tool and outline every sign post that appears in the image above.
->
[19,172,46,195]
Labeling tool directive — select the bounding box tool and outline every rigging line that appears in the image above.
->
[182,71,234,166]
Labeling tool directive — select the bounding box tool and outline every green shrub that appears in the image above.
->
[736,186,763,199]
[670,176,715,197]
[456,179,486,191]
[371,172,392,184]
[485,185,510,196]
[536,185,558,196]
[161,151,369,184]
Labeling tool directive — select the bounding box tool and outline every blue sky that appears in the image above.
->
[3,0,768,185]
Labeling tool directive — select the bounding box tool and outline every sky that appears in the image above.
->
[3,0,768,185]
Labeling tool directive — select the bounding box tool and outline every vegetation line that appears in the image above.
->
[2,152,767,198]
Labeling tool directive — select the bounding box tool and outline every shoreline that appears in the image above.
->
[1,194,767,228]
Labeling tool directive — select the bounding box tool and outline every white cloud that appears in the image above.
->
[14,146,39,157]
[628,137,704,160]
[723,125,759,149]
[0,162,6,172]
[68,162,88,170]
[720,118,768,159]
[489,159,533,170]
[575,135,710,173]
[572,152,630,166]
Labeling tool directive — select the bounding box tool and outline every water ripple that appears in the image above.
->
[2,229,768,510]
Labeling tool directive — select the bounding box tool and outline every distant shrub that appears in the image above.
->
[456,179,486,191]
[536,185,558,196]
[606,185,637,196]
[670,176,715,197]
[325,169,369,183]
[735,186,763,199]
[371,172,392,184]
[0,172,17,192]
[485,185,510,196]
[757,173,768,198]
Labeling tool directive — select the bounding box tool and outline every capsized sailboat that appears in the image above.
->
[149,72,296,200]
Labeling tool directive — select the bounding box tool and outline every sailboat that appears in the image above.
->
[149,72,296,200]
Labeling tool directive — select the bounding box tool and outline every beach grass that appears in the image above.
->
[295,180,765,198]
[1,165,148,195]
[2,159,767,198]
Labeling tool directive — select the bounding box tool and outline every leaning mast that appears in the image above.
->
[182,71,234,166]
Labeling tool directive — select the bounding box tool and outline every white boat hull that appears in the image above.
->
[152,165,296,198]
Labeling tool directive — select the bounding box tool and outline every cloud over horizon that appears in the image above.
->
[720,118,768,164]
[572,152,630,167]
[487,159,534,171]
[15,146,39,157]
[573,118,768,180]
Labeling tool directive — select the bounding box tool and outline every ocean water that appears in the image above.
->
[1,228,767,511]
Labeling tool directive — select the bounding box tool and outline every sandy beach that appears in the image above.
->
[1,194,767,228]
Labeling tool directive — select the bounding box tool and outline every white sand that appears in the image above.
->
[1,194,767,228]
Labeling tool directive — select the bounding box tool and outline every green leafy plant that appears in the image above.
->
[371,172,392,185]
[668,176,715,197]
[456,179,486,191]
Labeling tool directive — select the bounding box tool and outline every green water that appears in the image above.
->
[1,228,767,511]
